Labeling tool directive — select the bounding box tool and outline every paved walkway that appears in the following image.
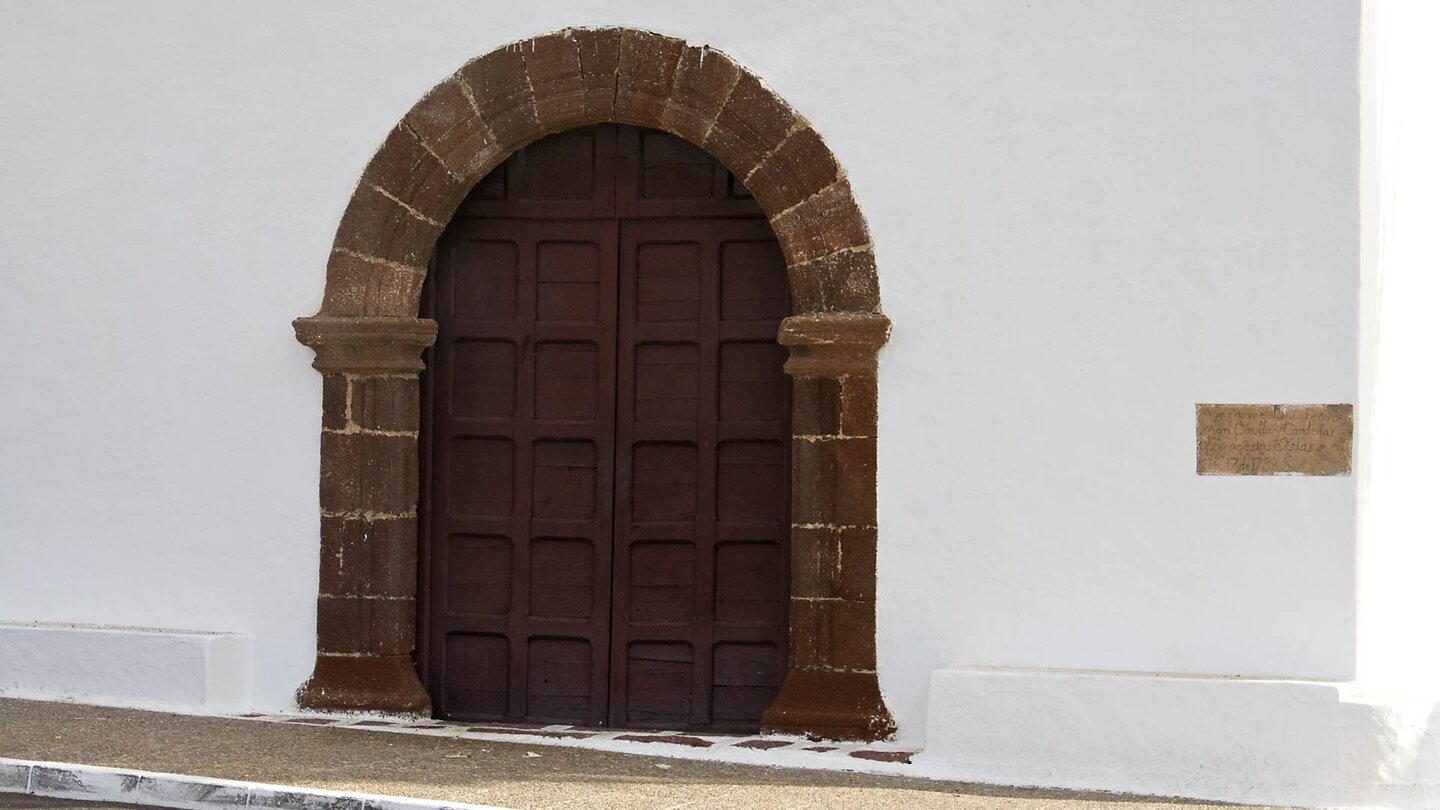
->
[0,700,1282,810]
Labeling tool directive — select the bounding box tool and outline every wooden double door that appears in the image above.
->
[418,125,791,731]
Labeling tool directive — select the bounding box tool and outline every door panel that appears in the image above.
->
[421,125,788,732]
[610,219,789,731]
[426,218,618,725]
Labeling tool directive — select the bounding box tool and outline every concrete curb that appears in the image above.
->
[0,759,511,810]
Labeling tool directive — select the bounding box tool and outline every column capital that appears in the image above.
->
[293,316,438,375]
[778,312,891,378]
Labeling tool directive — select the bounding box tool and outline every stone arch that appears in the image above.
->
[294,27,893,740]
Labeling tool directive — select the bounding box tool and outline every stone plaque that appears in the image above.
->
[1196,404,1353,476]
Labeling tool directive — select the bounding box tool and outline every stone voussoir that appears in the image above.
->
[522,32,588,134]
[331,183,445,269]
[663,45,743,145]
[769,180,871,266]
[402,78,503,182]
[615,29,686,129]
[362,124,468,225]
[458,46,539,150]
[746,127,841,219]
[571,27,622,122]
[704,71,801,181]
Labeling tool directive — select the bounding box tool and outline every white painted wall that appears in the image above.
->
[0,2,1376,799]
[1357,0,1440,698]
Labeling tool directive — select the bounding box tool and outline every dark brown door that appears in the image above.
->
[419,125,789,731]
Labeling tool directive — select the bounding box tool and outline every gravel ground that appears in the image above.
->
[0,699,1286,810]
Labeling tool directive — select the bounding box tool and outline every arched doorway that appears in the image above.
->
[418,124,791,730]
[293,27,894,740]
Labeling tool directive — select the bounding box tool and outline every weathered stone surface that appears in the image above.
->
[746,128,841,217]
[791,376,842,436]
[403,79,501,181]
[362,125,467,224]
[789,248,882,314]
[788,597,876,671]
[320,251,425,317]
[769,180,869,266]
[458,46,539,150]
[840,375,878,437]
[319,432,418,515]
[296,654,431,714]
[663,46,742,145]
[316,595,415,656]
[330,183,444,269]
[792,437,877,528]
[791,526,842,599]
[294,316,437,375]
[1196,403,1354,476]
[762,669,895,741]
[837,528,878,602]
[319,516,418,597]
[573,27,621,122]
[524,32,587,133]
[850,749,913,764]
[350,375,420,432]
[779,312,890,378]
[705,72,799,181]
[322,374,348,430]
[615,29,685,129]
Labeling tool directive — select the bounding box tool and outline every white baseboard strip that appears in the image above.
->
[0,759,510,810]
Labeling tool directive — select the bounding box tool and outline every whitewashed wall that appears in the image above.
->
[0,0,1390,803]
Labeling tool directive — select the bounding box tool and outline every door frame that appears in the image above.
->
[293,26,894,740]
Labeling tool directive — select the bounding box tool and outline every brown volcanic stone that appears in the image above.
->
[362,125,466,224]
[830,599,877,671]
[573,27,621,121]
[524,33,587,133]
[321,250,426,317]
[746,128,841,217]
[789,248,882,314]
[791,437,877,528]
[769,180,870,266]
[319,432,418,514]
[315,594,415,656]
[705,72,800,180]
[735,739,792,750]
[297,654,431,714]
[791,527,841,600]
[403,79,501,181]
[615,734,712,748]
[790,376,842,437]
[663,45,742,145]
[319,515,418,597]
[836,528,878,602]
[850,750,913,763]
[762,669,895,741]
[349,375,420,432]
[839,375,878,436]
[322,374,348,430]
[615,29,685,128]
[458,46,539,150]
[331,184,444,270]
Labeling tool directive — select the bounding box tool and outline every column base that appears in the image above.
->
[761,669,895,741]
[295,654,431,715]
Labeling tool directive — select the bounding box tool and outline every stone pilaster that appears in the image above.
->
[761,311,896,740]
[293,316,437,713]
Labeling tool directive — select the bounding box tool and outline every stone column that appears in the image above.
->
[292,315,438,713]
[761,312,896,740]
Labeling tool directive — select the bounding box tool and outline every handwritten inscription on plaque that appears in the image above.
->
[1196,404,1353,476]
